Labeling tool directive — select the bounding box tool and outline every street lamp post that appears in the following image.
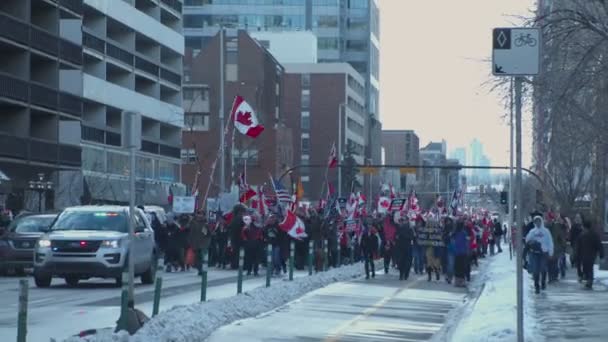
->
[28,173,53,212]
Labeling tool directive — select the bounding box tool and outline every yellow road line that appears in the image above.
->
[324,275,425,342]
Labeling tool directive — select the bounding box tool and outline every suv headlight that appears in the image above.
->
[101,240,120,249]
[38,239,51,248]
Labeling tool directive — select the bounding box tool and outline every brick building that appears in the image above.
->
[182,30,293,197]
[381,130,420,192]
[283,63,367,200]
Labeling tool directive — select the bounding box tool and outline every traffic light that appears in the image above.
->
[500,191,508,205]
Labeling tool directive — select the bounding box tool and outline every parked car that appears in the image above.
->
[33,206,157,288]
[0,213,58,275]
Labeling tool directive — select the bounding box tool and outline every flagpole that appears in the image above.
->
[201,96,238,210]
[318,141,334,202]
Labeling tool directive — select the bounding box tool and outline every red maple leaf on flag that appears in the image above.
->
[381,199,390,208]
[295,227,304,235]
[236,111,253,125]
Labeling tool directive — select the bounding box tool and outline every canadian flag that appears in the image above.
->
[231,95,264,138]
[279,210,307,240]
[327,142,338,169]
[377,196,390,214]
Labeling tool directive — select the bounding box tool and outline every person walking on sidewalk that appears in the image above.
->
[188,211,211,275]
[493,218,503,253]
[548,214,568,282]
[395,215,414,280]
[570,213,585,282]
[525,216,554,294]
[453,221,469,287]
[360,219,379,279]
[575,220,605,290]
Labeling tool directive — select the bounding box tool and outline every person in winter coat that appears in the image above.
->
[576,221,605,289]
[412,218,426,274]
[395,215,414,280]
[228,205,246,269]
[452,221,470,287]
[188,212,212,275]
[360,219,380,279]
[443,217,455,284]
[525,216,554,294]
[548,215,568,282]
[569,213,585,281]
[241,215,263,276]
[493,218,503,253]
[164,213,184,272]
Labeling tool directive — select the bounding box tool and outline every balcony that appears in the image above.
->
[161,0,183,14]
[30,83,58,110]
[159,144,180,159]
[60,39,83,65]
[81,125,104,144]
[0,132,81,167]
[106,42,134,66]
[160,68,181,86]
[83,32,105,54]
[59,0,84,16]
[0,73,29,103]
[105,131,121,146]
[59,92,83,117]
[30,26,59,56]
[141,140,159,154]
[135,56,159,77]
[0,12,29,45]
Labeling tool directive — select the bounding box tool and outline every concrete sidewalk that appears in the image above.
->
[532,264,608,341]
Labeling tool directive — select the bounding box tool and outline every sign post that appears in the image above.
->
[492,27,541,342]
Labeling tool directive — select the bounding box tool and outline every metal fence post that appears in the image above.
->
[152,262,163,316]
[324,239,329,271]
[237,247,244,294]
[337,242,342,267]
[308,240,313,276]
[200,249,208,302]
[289,241,295,281]
[117,271,129,332]
[17,279,28,342]
[266,244,272,287]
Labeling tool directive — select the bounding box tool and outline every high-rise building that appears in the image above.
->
[0,0,84,211]
[76,0,186,206]
[467,138,491,184]
[283,62,366,199]
[381,130,420,166]
[449,147,467,166]
[183,0,379,117]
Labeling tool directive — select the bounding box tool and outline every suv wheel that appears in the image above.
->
[34,273,52,288]
[140,254,157,285]
[65,276,79,287]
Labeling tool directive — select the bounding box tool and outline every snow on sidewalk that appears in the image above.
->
[443,252,540,342]
[64,264,366,342]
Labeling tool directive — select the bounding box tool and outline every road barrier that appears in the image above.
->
[17,279,28,342]
[289,241,295,281]
[266,244,272,287]
[324,239,329,271]
[308,241,313,276]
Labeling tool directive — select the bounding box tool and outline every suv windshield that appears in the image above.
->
[51,211,128,233]
[9,215,56,233]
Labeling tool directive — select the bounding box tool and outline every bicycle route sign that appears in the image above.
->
[492,27,540,76]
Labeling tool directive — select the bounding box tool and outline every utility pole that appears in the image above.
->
[219,27,226,193]
[509,78,514,253]
[514,77,524,342]
[338,103,344,197]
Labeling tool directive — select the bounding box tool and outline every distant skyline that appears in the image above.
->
[380,1,534,168]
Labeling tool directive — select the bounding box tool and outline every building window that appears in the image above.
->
[107,151,129,176]
[301,74,310,89]
[158,160,179,182]
[137,156,154,179]
[346,40,368,52]
[185,112,210,131]
[181,149,197,164]
[183,88,208,101]
[232,148,259,165]
[301,93,310,109]
[301,112,310,130]
[301,137,310,153]
[318,37,339,50]
[83,147,105,173]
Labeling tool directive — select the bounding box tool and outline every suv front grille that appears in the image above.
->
[51,240,102,253]
[12,239,37,249]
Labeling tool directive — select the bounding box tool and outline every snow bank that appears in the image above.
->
[64,264,364,342]
[596,266,608,288]
[438,252,539,342]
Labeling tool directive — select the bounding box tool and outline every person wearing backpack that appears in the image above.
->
[525,216,554,294]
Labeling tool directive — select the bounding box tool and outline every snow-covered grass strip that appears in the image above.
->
[64,264,365,342]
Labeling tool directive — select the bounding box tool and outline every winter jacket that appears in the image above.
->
[493,221,503,237]
[395,224,414,250]
[570,224,583,247]
[525,217,554,257]
[241,225,263,242]
[549,223,568,256]
[360,230,380,255]
[188,217,211,250]
[576,229,605,263]
[452,230,469,256]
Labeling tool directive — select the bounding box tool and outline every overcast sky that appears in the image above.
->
[380,0,535,168]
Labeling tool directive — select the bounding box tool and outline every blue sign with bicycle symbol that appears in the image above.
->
[492,28,541,76]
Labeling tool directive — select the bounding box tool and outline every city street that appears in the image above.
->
[0,268,310,341]
[206,272,466,342]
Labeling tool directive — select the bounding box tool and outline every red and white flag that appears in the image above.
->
[231,95,264,138]
[377,196,390,214]
[279,210,307,240]
[327,142,338,169]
